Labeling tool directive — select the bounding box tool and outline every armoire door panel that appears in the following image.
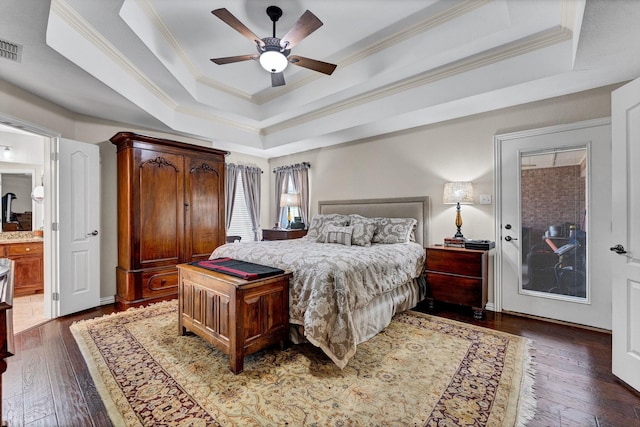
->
[185,157,225,260]
[136,149,185,267]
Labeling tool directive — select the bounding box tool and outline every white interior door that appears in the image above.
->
[495,119,612,329]
[56,138,100,316]
[611,77,640,392]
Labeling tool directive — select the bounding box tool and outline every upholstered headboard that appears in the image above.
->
[318,196,431,246]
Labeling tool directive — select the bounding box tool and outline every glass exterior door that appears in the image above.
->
[496,120,612,329]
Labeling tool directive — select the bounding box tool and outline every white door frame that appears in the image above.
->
[493,117,611,319]
[0,113,58,318]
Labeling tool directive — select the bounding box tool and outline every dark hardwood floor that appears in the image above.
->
[2,300,640,426]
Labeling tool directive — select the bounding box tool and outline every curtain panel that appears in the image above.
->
[239,165,262,241]
[225,163,239,232]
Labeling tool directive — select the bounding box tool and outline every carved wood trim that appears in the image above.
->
[189,162,219,175]
[141,156,179,172]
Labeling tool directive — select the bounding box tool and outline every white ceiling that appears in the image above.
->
[1,0,639,158]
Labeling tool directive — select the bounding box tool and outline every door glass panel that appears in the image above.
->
[520,146,587,300]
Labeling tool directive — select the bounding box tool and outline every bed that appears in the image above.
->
[210,196,430,369]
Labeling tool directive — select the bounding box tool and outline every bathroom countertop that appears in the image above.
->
[0,231,44,244]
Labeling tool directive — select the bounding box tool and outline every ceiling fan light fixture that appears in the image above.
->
[259,50,288,73]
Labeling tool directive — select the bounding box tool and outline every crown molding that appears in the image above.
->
[253,0,492,105]
[262,25,573,136]
[50,0,177,110]
[132,0,257,103]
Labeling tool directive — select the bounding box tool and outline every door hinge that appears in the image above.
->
[51,152,59,161]
[52,292,60,301]
[52,222,59,231]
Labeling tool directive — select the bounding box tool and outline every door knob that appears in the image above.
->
[505,224,512,230]
[610,244,627,254]
[504,236,518,242]
[87,230,99,236]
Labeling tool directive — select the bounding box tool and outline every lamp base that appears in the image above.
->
[453,202,464,239]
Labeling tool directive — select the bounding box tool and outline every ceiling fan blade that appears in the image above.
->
[279,10,323,49]
[271,72,286,87]
[271,71,285,87]
[289,56,337,75]
[212,8,265,47]
[210,54,258,65]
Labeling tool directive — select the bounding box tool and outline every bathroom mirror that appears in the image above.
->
[0,169,40,232]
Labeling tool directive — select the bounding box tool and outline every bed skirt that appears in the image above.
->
[289,274,427,355]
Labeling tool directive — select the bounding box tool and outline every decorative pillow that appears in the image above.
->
[349,214,377,247]
[306,214,350,241]
[371,217,418,244]
[323,225,353,246]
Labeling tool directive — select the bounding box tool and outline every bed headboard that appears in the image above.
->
[318,196,431,247]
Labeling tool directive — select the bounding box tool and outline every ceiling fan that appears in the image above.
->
[210,6,337,87]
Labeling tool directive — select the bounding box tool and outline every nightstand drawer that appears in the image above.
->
[426,247,484,278]
[262,229,307,241]
[426,272,483,307]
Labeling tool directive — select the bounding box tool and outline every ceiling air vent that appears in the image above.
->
[0,38,22,63]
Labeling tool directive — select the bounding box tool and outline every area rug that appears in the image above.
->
[71,300,536,426]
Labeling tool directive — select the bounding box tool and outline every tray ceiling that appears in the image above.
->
[1,0,639,157]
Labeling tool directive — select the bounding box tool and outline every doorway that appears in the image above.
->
[495,118,612,330]
[0,127,48,331]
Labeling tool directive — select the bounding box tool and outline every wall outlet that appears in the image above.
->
[479,194,492,205]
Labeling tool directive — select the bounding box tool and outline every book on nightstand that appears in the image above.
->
[444,237,466,247]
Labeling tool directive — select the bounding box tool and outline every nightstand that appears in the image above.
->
[425,246,488,319]
[262,228,307,241]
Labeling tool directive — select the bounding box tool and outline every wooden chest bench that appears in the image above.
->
[177,264,291,374]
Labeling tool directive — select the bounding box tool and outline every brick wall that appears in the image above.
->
[521,165,585,243]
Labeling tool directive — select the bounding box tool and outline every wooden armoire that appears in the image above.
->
[111,132,228,306]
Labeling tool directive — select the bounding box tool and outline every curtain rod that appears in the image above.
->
[272,162,311,173]
[228,163,264,173]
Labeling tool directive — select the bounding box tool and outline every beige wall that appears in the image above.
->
[0,80,620,304]
[269,84,618,248]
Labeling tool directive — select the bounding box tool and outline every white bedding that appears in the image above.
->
[210,237,425,368]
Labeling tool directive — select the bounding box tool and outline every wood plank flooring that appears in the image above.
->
[2,300,640,426]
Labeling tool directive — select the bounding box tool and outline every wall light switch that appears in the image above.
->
[479,194,492,205]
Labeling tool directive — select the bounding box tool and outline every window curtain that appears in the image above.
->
[239,165,262,241]
[274,162,310,226]
[274,167,289,227]
[289,163,310,225]
[225,163,238,232]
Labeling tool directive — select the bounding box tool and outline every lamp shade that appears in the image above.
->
[260,50,288,73]
[280,192,300,207]
[443,182,474,204]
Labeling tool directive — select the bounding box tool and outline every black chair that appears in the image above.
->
[526,243,558,291]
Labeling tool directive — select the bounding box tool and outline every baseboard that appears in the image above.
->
[100,295,115,305]
[485,302,495,312]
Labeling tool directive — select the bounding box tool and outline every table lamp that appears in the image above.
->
[443,181,474,239]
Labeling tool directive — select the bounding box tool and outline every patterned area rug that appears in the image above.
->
[71,300,536,426]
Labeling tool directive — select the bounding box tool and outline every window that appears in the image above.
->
[279,175,300,227]
[227,173,254,241]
